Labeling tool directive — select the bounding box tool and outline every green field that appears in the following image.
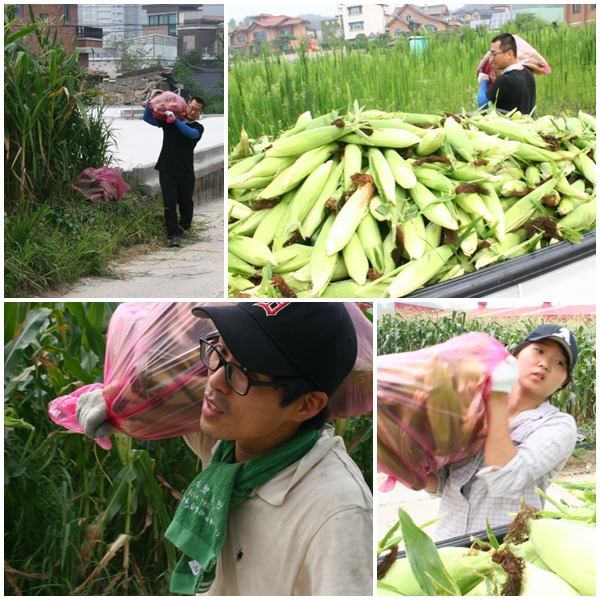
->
[228,23,596,148]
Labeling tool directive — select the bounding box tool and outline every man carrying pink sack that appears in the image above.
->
[143,91,205,247]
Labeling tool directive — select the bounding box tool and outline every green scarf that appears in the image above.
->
[165,427,320,594]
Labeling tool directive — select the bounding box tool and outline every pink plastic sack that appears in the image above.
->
[72,165,131,202]
[49,302,220,449]
[328,302,373,419]
[141,91,187,123]
[377,332,510,491]
[48,302,373,449]
[477,34,551,85]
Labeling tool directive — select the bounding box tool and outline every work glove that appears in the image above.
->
[490,355,519,395]
[165,110,175,119]
[76,388,117,440]
[477,73,490,85]
[150,88,163,99]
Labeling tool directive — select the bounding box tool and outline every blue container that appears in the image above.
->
[409,36,429,55]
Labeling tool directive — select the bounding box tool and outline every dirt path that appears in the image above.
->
[51,196,224,298]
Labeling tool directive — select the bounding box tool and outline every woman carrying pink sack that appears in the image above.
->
[427,324,579,541]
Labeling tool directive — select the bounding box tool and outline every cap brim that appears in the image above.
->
[192,305,302,377]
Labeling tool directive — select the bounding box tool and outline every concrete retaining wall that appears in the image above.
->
[126,143,224,207]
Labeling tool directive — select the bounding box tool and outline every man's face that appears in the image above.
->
[186,100,203,121]
[515,339,569,400]
[200,338,303,459]
[489,41,512,71]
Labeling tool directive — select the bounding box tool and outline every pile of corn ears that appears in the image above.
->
[227,102,596,298]
[377,481,596,596]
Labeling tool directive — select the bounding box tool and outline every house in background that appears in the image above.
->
[337,4,396,40]
[386,4,460,35]
[564,3,596,26]
[142,4,223,57]
[229,14,315,54]
[79,4,146,41]
[11,4,102,67]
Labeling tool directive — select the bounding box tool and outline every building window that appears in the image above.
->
[424,23,438,31]
[280,28,291,35]
[348,6,362,15]
[406,13,412,21]
[39,13,49,20]
[64,5,71,23]
[573,5,580,12]
[169,13,176,24]
[15,4,23,17]
[253,31,267,41]
[394,28,402,36]
[236,35,246,43]
[349,21,364,30]
[168,24,176,36]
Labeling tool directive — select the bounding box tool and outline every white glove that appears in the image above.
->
[478,73,490,85]
[76,388,117,439]
[165,110,175,119]
[150,89,163,98]
[490,355,519,395]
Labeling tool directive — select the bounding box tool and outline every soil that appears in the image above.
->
[560,449,596,476]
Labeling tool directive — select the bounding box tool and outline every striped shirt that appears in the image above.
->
[431,400,576,541]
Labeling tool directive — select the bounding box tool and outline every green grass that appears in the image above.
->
[4,192,167,298]
[228,23,596,148]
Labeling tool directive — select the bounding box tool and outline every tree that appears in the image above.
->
[103,38,147,74]
[514,12,548,31]
[270,34,296,53]
[228,18,237,28]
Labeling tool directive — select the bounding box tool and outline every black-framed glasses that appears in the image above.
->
[489,50,507,58]
[188,106,203,114]
[199,337,284,396]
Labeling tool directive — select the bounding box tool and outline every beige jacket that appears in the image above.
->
[183,425,373,596]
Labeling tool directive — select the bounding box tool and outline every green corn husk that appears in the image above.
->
[529,518,596,596]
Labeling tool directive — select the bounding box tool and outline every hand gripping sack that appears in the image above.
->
[49,302,373,449]
[477,34,551,85]
[142,91,187,123]
[377,332,509,491]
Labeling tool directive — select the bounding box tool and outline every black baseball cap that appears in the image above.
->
[513,324,579,374]
[191,302,358,396]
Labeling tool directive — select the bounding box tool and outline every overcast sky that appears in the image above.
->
[227,3,475,22]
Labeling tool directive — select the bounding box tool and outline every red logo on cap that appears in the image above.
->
[253,302,291,316]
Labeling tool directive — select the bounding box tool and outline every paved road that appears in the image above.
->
[56,196,224,298]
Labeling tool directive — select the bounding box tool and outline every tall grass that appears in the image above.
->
[228,23,596,148]
[377,310,596,425]
[4,6,114,205]
[5,302,373,595]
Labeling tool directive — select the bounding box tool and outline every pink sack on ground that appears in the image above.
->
[142,91,187,123]
[377,332,510,491]
[477,34,551,85]
[72,165,131,202]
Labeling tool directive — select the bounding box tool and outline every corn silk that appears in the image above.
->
[477,34,552,85]
[141,91,188,123]
[377,332,509,491]
[49,302,373,449]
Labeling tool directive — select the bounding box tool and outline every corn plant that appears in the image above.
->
[4,5,113,205]
[5,302,373,595]
[377,310,596,425]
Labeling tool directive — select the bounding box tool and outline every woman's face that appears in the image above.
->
[515,339,569,399]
